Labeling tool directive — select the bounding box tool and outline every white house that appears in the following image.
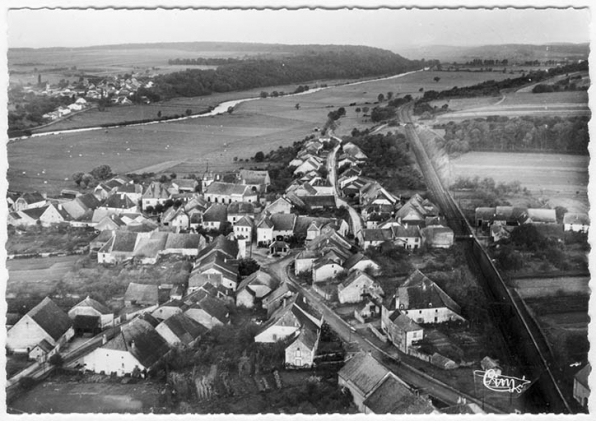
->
[564,212,590,233]
[255,295,322,343]
[285,325,321,369]
[337,270,384,304]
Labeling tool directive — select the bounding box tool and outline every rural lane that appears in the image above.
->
[264,255,504,413]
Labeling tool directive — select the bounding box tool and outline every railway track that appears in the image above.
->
[398,103,573,413]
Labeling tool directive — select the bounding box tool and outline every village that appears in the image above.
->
[5,123,591,414]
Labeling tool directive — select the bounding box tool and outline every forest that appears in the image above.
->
[152,48,420,99]
[433,115,590,155]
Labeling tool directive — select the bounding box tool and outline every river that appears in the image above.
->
[11,69,422,141]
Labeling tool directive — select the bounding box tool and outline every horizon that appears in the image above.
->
[7,8,590,50]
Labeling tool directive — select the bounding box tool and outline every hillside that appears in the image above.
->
[395,43,589,63]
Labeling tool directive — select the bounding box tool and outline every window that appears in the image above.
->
[296,349,301,358]
[272,334,277,341]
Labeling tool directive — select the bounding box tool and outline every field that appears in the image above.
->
[9,69,520,195]
[9,378,163,413]
[432,91,589,122]
[6,256,81,298]
[512,276,590,299]
[449,151,589,213]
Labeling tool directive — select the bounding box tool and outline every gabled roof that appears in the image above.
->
[205,182,250,196]
[71,296,111,315]
[196,235,238,261]
[111,230,139,252]
[158,313,208,345]
[239,169,269,184]
[234,215,254,228]
[362,229,392,242]
[165,233,202,250]
[203,203,228,222]
[194,252,239,280]
[189,272,223,289]
[399,270,460,315]
[264,197,292,213]
[271,213,297,232]
[527,208,557,224]
[301,195,336,209]
[105,318,170,368]
[124,283,159,305]
[188,295,229,324]
[575,363,591,389]
[257,215,274,229]
[227,201,255,215]
[142,181,171,200]
[338,352,389,396]
[340,270,376,289]
[19,191,46,204]
[391,225,421,238]
[103,194,136,209]
[27,297,73,341]
[363,374,435,414]
[343,252,378,271]
[291,324,320,351]
[563,212,590,226]
[237,270,277,293]
[391,313,423,332]
[78,192,102,210]
[21,205,50,220]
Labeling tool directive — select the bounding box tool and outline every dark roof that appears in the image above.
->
[159,313,208,345]
[73,314,100,330]
[363,229,392,242]
[33,339,54,353]
[227,201,255,214]
[294,216,333,237]
[124,283,159,305]
[203,203,228,222]
[27,297,73,341]
[206,182,249,196]
[165,233,202,250]
[400,270,460,315]
[391,314,422,332]
[196,235,238,261]
[189,295,229,324]
[21,205,49,219]
[301,195,337,209]
[575,364,591,389]
[391,225,421,238]
[271,213,297,231]
[107,318,170,369]
[292,324,320,351]
[341,270,375,289]
[189,272,223,289]
[111,231,139,252]
[103,194,136,209]
[338,352,389,396]
[19,191,45,204]
[363,374,435,414]
[78,192,102,210]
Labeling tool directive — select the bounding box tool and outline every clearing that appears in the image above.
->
[7,255,81,298]
[449,151,589,213]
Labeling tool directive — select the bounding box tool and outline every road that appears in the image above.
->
[326,134,363,238]
[265,253,505,413]
[397,103,572,413]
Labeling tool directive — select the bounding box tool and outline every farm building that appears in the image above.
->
[235,270,278,308]
[381,311,424,353]
[7,297,74,354]
[285,325,321,369]
[338,352,390,412]
[564,212,590,233]
[420,226,454,249]
[68,296,115,330]
[204,182,257,204]
[155,313,208,346]
[337,270,384,304]
[255,295,322,343]
[82,318,170,377]
[363,373,436,414]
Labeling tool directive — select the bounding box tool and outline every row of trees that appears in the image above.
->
[434,115,590,155]
[72,164,114,188]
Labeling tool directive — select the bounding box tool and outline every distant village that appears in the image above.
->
[6,132,591,413]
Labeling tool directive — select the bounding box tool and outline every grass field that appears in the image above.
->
[433,91,589,122]
[6,256,81,297]
[449,151,589,213]
[8,68,584,195]
[513,276,590,299]
[9,379,162,413]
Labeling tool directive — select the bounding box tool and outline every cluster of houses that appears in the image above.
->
[24,74,157,121]
[475,206,590,242]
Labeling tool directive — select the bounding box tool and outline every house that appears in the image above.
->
[239,169,270,193]
[204,182,257,204]
[312,258,345,283]
[195,234,239,262]
[262,283,294,317]
[264,196,293,214]
[62,192,102,220]
[68,296,114,330]
[141,182,171,209]
[124,283,159,307]
[94,213,126,231]
[9,203,70,227]
[162,233,204,257]
[526,208,557,224]
[337,270,384,304]
[132,231,168,264]
[294,250,322,275]
[293,156,324,176]
[255,295,322,343]
[361,229,392,250]
[161,208,190,229]
[271,213,297,241]
[269,240,291,256]
[201,203,228,230]
[82,318,170,376]
[235,270,278,308]
[227,202,255,224]
[155,313,208,346]
[28,340,57,363]
[184,294,230,329]
[193,252,239,291]
[420,226,454,249]
[342,142,368,161]
[338,352,391,412]
[394,270,464,324]
[360,181,398,207]
[381,311,424,353]
[354,298,382,324]
[188,273,223,293]
[301,195,337,211]
[573,363,591,408]
[7,297,74,354]
[233,215,254,239]
[151,299,186,321]
[564,212,590,233]
[101,194,138,214]
[363,372,436,414]
[171,178,199,193]
[256,215,274,246]
[391,225,422,250]
[13,191,47,211]
[285,324,321,369]
[344,252,381,275]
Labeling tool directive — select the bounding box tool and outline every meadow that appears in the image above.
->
[8,69,586,196]
[449,151,589,213]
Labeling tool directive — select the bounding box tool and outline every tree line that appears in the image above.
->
[150,49,420,100]
[434,115,589,155]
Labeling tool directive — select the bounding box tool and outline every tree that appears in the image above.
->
[49,353,64,368]
[355,107,361,119]
[434,77,441,83]
[419,87,424,92]
[260,91,269,98]
[159,174,169,183]
[295,103,300,110]
[72,172,84,186]
[145,205,155,214]
[170,172,177,179]
[387,91,394,100]
[238,258,260,277]
[90,164,113,181]
[81,173,94,188]
[254,151,265,162]
[154,203,164,214]
[185,109,192,116]
[377,93,385,102]
[227,106,234,114]
[362,106,370,115]
[157,110,162,118]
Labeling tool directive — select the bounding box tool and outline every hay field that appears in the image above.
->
[449,151,589,213]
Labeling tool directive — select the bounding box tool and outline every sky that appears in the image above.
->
[6,6,592,50]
